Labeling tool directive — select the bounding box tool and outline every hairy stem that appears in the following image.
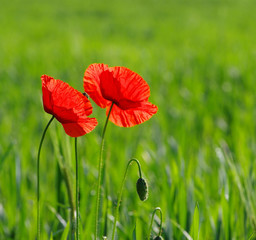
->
[111,158,142,240]
[75,137,80,240]
[95,103,114,239]
[37,115,54,240]
[147,207,163,240]
[62,166,76,240]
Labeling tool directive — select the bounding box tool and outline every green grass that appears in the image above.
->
[1,0,256,239]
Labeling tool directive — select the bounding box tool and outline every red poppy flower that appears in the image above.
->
[83,64,158,127]
[41,75,98,137]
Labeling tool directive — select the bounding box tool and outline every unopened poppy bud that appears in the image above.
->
[136,177,148,201]
[154,236,163,240]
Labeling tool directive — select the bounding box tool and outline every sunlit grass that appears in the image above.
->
[1,0,256,239]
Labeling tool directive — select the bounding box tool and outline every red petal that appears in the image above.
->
[100,70,121,103]
[42,75,93,119]
[83,63,111,108]
[41,75,97,136]
[41,75,56,115]
[106,101,158,127]
[109,67,150,104]
[62,117,98,137]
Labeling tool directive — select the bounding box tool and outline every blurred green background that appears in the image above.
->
[1,0,256,239]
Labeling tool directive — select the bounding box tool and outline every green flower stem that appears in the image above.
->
[95,103,114,240]
[147,207,163,240]
[75,137,80,240]
[103,154,109,237]
[62,166,76,239]
[111,158,142,240]
[37,115,54,240]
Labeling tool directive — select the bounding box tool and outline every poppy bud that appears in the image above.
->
[154,236,163,240]
[136,177,148,201]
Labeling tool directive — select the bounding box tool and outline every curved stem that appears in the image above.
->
[111,158,142,240]
[75,137,80,240]
[37,115,54,240]
[147,207,163,240]
[95,103,114,239]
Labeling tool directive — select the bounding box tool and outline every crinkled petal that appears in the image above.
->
[41,75,57,115]
[83,63,111,108]
[100,70,121,103]
[83,64,158,128]
[41,75,93,121]
[62,117,98,137]
[41,75,97,136]
[109,67,150,103]
[106,101,158,127]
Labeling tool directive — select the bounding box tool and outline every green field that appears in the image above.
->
[1,0,256,239]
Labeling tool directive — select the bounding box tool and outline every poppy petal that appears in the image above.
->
[41,75,58,115]
[41,75,97,137]
[106,101,158,127]
[83,63,111,108]
[109,67,150,103]
[62,117,98,137]
[100,70,121,103]
[42,75,93,121]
